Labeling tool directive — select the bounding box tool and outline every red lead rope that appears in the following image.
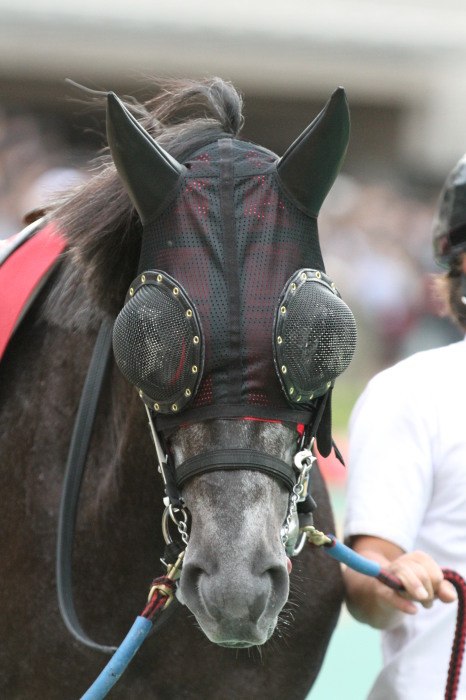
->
[442,570,466,700]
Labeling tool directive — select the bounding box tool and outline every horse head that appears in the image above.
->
[103,81,356,647]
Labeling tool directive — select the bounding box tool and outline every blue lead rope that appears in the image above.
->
[324,534,381,576]
[321,533,405,591]
[80,617,152,700]
[79,554,184,700]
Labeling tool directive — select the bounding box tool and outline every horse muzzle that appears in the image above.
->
[179,554,290,647]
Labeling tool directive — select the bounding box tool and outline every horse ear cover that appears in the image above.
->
[106,92,185,224]
[276,87,350,217]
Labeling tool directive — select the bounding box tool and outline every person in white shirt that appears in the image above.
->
[343,153,466,699]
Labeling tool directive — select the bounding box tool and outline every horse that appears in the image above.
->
[0,77,355,699]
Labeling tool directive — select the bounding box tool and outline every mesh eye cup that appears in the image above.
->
[112,270,204,414]
[273,269,357,404]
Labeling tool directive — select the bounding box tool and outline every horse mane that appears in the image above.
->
[43,78,244,329]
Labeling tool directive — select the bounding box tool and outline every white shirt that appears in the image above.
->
[344,337,466,700]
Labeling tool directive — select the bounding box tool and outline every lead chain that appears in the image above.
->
[281,448,316,545]
[169,504,190,546]
[281,481,304,544]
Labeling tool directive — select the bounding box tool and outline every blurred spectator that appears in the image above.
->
[0,109,87,237]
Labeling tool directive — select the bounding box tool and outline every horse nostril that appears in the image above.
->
[264,563,290,600]
[182,562,205,589]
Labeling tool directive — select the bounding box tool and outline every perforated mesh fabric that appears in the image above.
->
[273,270,357,402]
[135,138,351,429]
[113,271,203,413]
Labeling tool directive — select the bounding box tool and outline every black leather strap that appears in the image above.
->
[175,449,297,492]
[56,317,117,654]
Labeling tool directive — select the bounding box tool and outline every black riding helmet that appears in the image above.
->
[433,153,466,269]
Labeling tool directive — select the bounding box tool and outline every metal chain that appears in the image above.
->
[162,504,190,546]
[281,447,315,546]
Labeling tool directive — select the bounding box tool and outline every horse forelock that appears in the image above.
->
[44,77,245,328]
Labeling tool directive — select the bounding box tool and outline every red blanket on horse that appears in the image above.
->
[0,222,65,361]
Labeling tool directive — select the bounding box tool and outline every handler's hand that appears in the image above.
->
[344,536,457,628]
[384,548,457,613]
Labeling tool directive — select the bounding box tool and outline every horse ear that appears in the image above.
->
[106,92,184,224]
[276,87,350,217]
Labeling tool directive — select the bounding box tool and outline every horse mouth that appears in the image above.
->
[206,619,277,648]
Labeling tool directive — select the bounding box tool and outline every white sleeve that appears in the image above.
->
[343,364,435,553]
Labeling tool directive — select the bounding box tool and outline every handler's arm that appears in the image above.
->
[344,535,457,630]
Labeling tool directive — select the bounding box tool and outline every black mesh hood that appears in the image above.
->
[137,139,325,429]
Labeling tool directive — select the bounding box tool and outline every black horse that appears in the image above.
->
[0,78,354,699]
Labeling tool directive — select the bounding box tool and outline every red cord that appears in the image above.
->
[141,575,177,622]
[443,569,466,700]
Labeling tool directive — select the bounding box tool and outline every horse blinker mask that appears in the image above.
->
[109,88,356,457]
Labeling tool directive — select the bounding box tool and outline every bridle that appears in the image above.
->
[145,405,317,556]
[145,401,320,556]
[56,317,331,654]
